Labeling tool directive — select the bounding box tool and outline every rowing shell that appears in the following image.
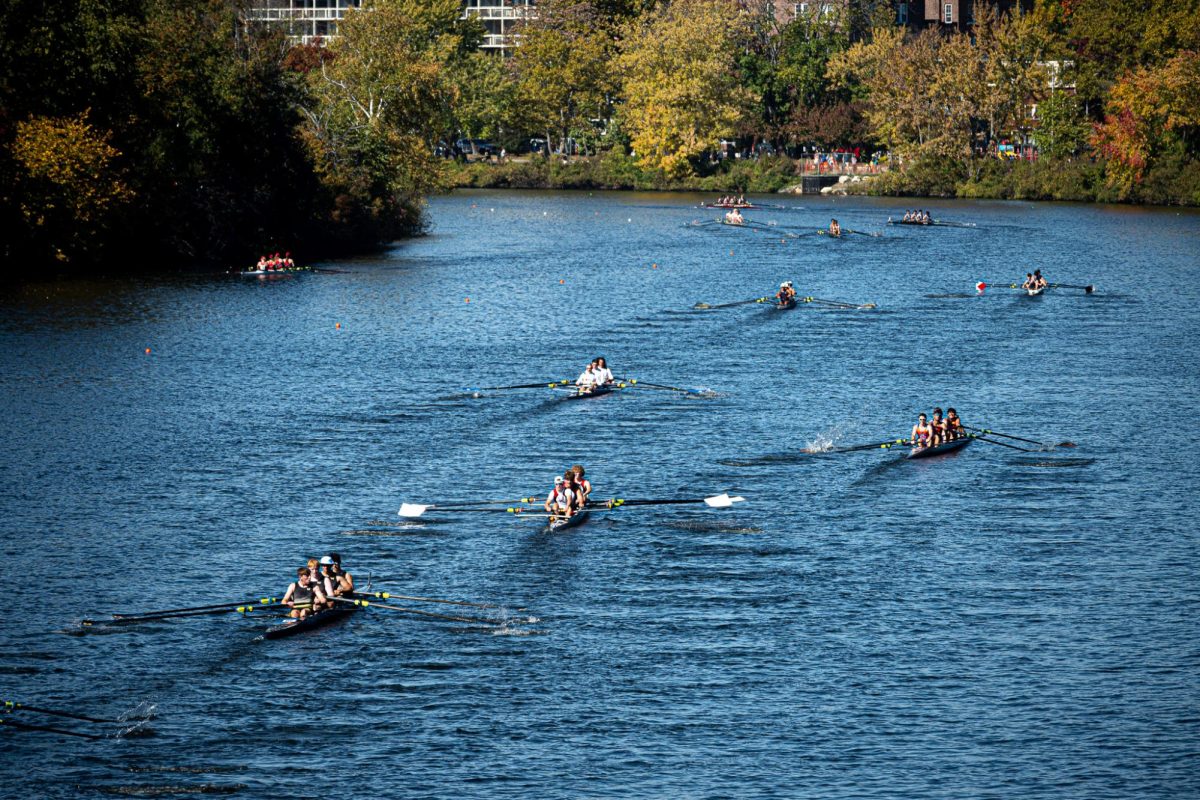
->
[1026,286,1045,297]
[776,297,797,310]
[887,219,933,226]
[546,509,590,533]
[906,437,972,460]
[703,203,757,209]
[561,384,615,400]
[242,267,308,276]
[261,603,358,639]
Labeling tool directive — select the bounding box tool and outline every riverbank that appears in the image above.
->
[446,153,1200,206]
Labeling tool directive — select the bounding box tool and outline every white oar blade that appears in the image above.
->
[703,493,746,508]
[398,503,429,518]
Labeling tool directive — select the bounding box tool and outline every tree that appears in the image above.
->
[303,0,479,241]
[509,0,615,155]
[1035,91,1088,159]
[10,112,132,263]
[447,50,514,145]
[617,0,756,177]
[1092,51,1200,192]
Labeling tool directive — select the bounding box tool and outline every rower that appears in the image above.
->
[544,475,575,520]
[776,280,796,306]
[725,208,744,225]
[571,464,592,509]
[911,413,932,448]
[593,356,614,386]
[575,361,598,394]
[930,407,947,446]
[1021,272,1035,290]
[282,567,327,619]
[945,408,964,440]
[306,557,321,584]
[1033,269,1047,290]
[319,554,353,605]
[903,210,911,222]
[828,218,841,237]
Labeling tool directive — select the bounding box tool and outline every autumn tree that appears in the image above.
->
[509,0,616,156]
[303,0,480,240]
[1092,51,1200,193]
[617,0,756,177]
[10,113,132,263]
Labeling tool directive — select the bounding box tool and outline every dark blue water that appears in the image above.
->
[1,191,1198,798]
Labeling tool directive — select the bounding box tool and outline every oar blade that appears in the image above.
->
[398,503,429,518]
[703,493,746,508]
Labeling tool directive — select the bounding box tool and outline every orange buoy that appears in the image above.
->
[144,347,151,354]
[335,322,341,329]
[464,298,470,303]
[559,279,564,284]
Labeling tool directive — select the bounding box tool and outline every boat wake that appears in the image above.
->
[1012,457,1095,468]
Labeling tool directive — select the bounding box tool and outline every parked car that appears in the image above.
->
[529,138,549,154]
[455,138,495,157]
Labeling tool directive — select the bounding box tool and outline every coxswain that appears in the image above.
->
[930,407,947,446]
[828,219,842,237]
[256,256,268,270]
[282,567,327,619]
[571,464,592,509]
[911,413,932,449]
[776,281,796,306]
[544,475,575,520]
[593,357,614,386]
[945,408,964,440]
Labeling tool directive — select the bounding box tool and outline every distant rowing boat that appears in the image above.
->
[261,603,358,639]
[546,509,590,533]
[703,203,758,209]
[906,438,972,460]
[241,267,309,276]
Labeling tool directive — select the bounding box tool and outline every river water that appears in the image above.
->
[1,191,1197,798]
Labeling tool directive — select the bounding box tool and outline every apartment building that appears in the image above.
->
[898,0,1033,31]
[247,0,533,51]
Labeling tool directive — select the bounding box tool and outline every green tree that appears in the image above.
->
[1035,91,1088,159]
[509,0,615,155]
[617,0,756,177]
[303,0,479,240]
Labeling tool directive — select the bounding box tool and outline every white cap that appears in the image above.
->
[554,476,563,484]
[319,556,334,565]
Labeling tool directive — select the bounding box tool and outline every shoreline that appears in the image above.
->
[444,155,1200,208]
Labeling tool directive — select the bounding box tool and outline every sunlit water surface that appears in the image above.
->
[1,191,1197,798]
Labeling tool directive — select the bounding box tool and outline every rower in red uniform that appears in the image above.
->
[910,413,932,448]
[544,475,575,520]
[945,408,964,440]
[930,407,947,446]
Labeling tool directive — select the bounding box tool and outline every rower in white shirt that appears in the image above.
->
[593,356,614,386]
[575,361,599,393]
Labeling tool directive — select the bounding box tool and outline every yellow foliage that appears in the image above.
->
[618,0,757,177]
[11,112,132,236]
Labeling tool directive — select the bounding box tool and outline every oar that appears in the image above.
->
[357,591,524,611]
[470,380,570,391]
[0,716,107,740]
[398,504,542,518]
[816,438,911,454]
[969,435,1039,452]
[110,598,282,620]
[801,297,878,310]
[976,281,1093,294]
[3,700,118,724]
[1051,283,1095,293]
[332,597,503,626]
[693,297,770,310]
[85,600,285,626]
[617,378,704,395]
[964,426,1073,448]
[599,493,746,509]
[397,498,540,510]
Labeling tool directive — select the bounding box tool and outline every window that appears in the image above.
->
[898,2,907,23]
[944,3,953,24]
